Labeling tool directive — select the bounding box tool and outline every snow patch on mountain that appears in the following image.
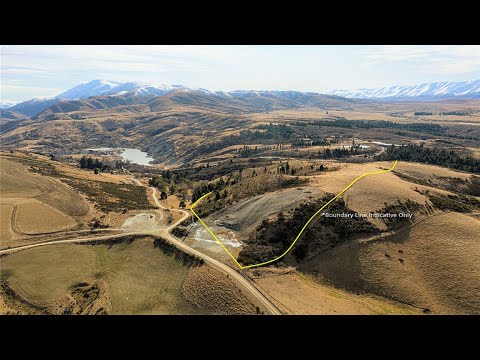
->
[329,80,480,100]
[0,101,17,109]
[56,80,122,100]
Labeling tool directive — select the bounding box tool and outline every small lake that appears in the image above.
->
[121,148,154,166]
[85,147,154,166]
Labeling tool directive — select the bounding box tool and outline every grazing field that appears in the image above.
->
[0,156,91,247]
[0,237,257,315]
[250,268,419,315]
[301,212,480,314]
[15,200,77,234]
[0,205,14,246]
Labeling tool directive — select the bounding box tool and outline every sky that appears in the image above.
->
[1,45,480,103]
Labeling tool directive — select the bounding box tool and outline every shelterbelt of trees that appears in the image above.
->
[376,143,480,173]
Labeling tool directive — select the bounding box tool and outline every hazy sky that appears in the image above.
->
[2,45,480,103]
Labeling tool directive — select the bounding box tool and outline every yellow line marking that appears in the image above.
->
[190,192,243,268]
[190,160,398,269]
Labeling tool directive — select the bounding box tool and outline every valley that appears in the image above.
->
[1,76,480,315]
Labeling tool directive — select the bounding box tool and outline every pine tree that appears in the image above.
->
[86,157,94,169]
[79,156,87,169]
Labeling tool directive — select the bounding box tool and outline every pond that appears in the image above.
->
[85,147,154,166]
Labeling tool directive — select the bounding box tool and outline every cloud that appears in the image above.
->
[363,45,480,75]
[2,67,48,75]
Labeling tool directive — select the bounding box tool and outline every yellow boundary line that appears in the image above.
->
[190,160,398,269]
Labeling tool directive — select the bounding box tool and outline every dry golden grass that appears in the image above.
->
[0,205,14,246]
[0,156,91,247]
[250,268,419,315]
[393,161,473,180]
[182,265,257,314]
[249,100,480,126]
[15,199,77,234]
[302,212,480,314]
[0,237,258,314]
[305,161,431,229]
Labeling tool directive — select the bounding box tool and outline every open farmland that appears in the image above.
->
[0,236,257,315]
[0,156,91,248]
[299,212,480,314]
[249,268,419,315]
[15,200,77,234]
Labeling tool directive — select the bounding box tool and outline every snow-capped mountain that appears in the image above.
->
[9,79,480,117]
[9,80,189,116]
[329,80,480,100]
[105,82,184,97]
[56,80,122,100]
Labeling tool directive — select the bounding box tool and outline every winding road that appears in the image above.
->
[1,177,281,315]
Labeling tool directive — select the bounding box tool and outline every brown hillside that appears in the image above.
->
[301,212,480,314]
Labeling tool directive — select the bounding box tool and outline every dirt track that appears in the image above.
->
[1,178,281,315]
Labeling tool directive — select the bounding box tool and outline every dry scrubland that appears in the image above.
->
[252,100,480,126]
[274,160,480,314]
[201,161,479,314]
[0,237,257,315]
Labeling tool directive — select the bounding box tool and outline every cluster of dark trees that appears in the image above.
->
[79,156,109,173]
[277,162,298,175]
[191,177,229,203]
[79,156,126,174]
[414,111,469,116]
[239,145,259,158]
[79,156,104,170]
[149,175,169,200]
[278,162,290,174]
[376,143,480,173]
[291,138,327,147]
[149,175,168,189]
[238,195,378,266]
[321,147,355,158]
[293,118,449,137]
[442,111,468,116]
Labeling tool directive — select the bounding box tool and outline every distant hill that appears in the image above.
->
[8,79,360,117]
[0,109,26,121]
[8,98,60,117]
[12,78,480,118]
[0,109,26,127]
[329,80,480,101]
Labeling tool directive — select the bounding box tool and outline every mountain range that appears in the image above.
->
[329,80,480,100]
[3,79,479,118]
[3,81,353,118]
